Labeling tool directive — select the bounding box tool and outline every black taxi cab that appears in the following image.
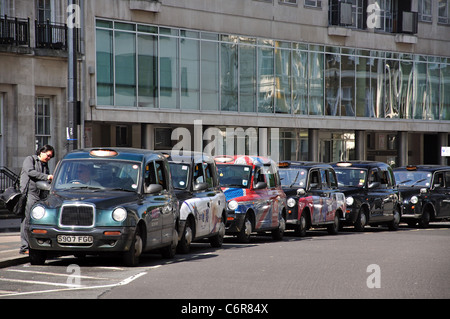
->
[278,161,345,236]
[394,165,450,227]
[162,151,226,253]
[331,161,401,231]
[28,148,179,266]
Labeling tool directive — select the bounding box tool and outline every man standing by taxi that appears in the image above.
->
[19,145,55,254]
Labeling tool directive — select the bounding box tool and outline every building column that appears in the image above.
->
[438,132,449,165]
[397,131,408,167]
[354,130,366,161]
[308,129,319,162]
[142,124,154,150]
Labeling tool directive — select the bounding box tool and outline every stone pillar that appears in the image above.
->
[308,129,319,162]
[397,131,408,167]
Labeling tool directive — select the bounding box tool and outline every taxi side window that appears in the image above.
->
[433,172,445,188]
[327,169,338,188]
[445,171,450,189]
[310,170,321,189]
[145,161,168,190]
[204,163,214,188]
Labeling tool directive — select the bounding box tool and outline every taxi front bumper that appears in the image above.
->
[28,225,135,253]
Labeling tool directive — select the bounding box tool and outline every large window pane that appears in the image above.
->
[258,46,274,113]
[325,53,340,116]
[115,31,136,106]
[201,40,219,111]
[309,51,324,115]
[292,46,308,115]
[400,59,413,119]
[356,55,374,117]
[428,61,440,120]
[96,29,113,105]
[240,44,257,112]
[341,54,355,116]
[275,45,291,114]
[384,59,400,118]
[441,63,450,120]
[180,35,200,110]
[138,34,158,108]
[160,34,179,109]
[221,41,238,112]
[413,59,427,119]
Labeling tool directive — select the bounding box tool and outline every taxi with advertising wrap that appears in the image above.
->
[278,161,345,236]
[162,150,226,253]
[214,155,287,242]
[394,165,450,227]
[331,161,401,231]
[28,148,179,266]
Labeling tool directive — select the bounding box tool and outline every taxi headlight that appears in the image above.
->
[228,200,238,211]
[346,196,354,206]
[410,196,418,204]
[31,206,46,220]
[112,207,127,222]
[287,198,296,208]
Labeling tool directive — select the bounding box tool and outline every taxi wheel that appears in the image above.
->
[29,249,46,265]
[177,220,194,254]
[418,209,430,228]
[161,228,178,259]
[388,207,401,231]
[354,208,367,232]
[210,219,225,248]
[327,214,339,235]
[294,212,307,237]
[271,216,285,241]
[237,215,252,243]
[123,228,143,267]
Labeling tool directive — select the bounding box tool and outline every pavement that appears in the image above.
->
[0,218,29,268]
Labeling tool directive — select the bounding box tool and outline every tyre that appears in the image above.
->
[294,211,307,237]
[388,207,401,231]
[161,228,178,259]
[271,216,285,241]
[418,208,430,228]
[123,227,143,267]
[237,214,252,243]
[177,219,194,254]
[354,208,367,232]
[327,214,339,235]
[210,219,225,248]
[29,249,46,266]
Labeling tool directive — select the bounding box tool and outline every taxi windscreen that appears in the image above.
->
[335,168,367,187]
[279,168,307,187]
[393,170,431,187]
[217,165,252,188]
[53,159,140,191]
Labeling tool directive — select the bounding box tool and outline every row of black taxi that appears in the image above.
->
[24,148,450,266]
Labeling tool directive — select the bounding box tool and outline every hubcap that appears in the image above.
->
[244,219,252,237]
[184,226,193,246]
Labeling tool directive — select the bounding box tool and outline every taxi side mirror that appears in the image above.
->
[145,184,163,194]
[193,182,209,192]
[254,182,267,190]
[36,181,51,191]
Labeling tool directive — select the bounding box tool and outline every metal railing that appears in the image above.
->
[35,19,68,50]
[0,15,30,46]
[0,167,19,193]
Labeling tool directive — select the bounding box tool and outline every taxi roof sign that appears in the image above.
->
[89,149,118,157]
[336,162,352,167]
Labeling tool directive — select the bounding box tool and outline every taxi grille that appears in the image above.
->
[60,205,94,227]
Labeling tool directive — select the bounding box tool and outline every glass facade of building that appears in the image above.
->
[95,19,450,121]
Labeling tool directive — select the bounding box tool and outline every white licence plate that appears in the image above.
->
[57,235,93,244]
